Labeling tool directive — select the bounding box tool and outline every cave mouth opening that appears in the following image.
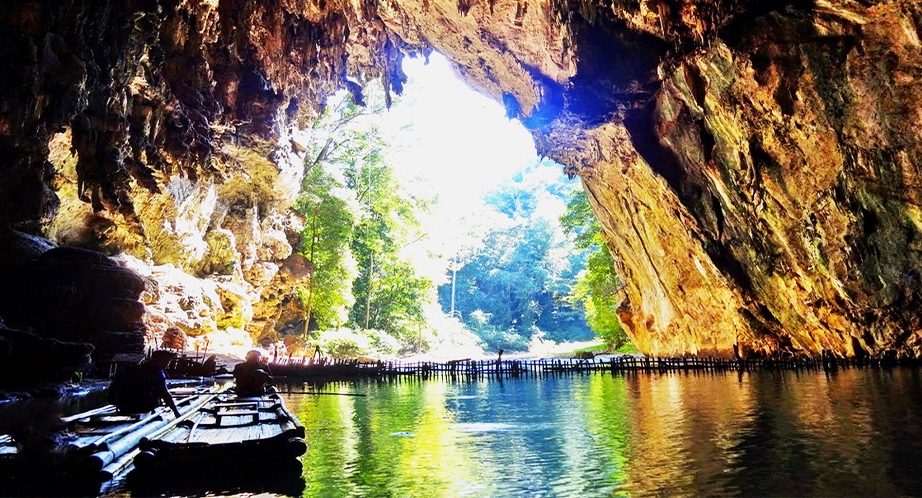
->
[354,51,542,224]
[0,17,604,385]
[293,50,597,354]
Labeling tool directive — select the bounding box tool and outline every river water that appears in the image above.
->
[251,367,922,498]
[96,367,922,497]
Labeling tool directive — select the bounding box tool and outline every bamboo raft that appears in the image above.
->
[0,383,223,492]
[131,386,306,475]
[83,386,236,476]
[2,383,306,494]
[268,352,919,380]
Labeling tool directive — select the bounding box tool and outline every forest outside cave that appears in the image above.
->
[286,52,630,361]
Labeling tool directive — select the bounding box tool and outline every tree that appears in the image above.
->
[303,84,431,344]
[293,87,389,335]
[438,159,593,351]
[559,189,629,350]
[343,130,430,341]
[293,162,356,333]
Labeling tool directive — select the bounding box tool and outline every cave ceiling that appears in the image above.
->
[1,0,922,358]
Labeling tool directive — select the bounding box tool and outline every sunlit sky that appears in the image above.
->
[328,51,576,284]
[378,53,540,211]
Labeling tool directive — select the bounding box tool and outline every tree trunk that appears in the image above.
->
[364,251,373,329]
[303,204,319,340]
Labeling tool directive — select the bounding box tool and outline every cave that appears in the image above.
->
[2,0,922,382]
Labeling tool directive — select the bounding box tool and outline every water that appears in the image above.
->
[106,368,922,497]
[268,368,922,497]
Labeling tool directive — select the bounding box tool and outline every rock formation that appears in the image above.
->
[0,239,143,378]
[0,0,920,360]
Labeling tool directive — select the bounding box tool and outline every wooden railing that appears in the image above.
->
[266,353,918,380]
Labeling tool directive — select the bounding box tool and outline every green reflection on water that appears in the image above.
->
[279,369,922,498]
[290,382,476,497]
[286,376,633,497]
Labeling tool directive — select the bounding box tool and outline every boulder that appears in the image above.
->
[0,245,149,363]
[161,327,188,350]
[0,326,94,387]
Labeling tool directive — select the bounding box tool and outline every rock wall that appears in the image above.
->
[589,1,922,358]
[1,0,920,358]
[0,241,137,376]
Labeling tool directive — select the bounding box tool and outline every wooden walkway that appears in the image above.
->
[267,353,918,380]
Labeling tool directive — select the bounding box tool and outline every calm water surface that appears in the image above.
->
[130,368,922,497]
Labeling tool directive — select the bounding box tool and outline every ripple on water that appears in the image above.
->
[135,369,922,497]
[449,422,520,433]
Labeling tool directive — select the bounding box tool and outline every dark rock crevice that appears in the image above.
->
[564,16,666,127]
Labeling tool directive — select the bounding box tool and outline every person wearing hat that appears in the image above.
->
[233,349,272,397]
[107,350,181,417]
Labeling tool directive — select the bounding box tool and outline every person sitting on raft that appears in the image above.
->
[107,349,181,417]
[233,349,272,397]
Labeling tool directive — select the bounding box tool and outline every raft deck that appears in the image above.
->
[0,383,226,492]
[133,388,305,473]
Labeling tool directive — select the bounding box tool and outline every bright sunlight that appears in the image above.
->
[294,51,625,359]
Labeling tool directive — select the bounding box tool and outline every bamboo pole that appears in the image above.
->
[86,388,227,471]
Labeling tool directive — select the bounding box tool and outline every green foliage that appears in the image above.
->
[309,328,401,358]
[615,342,640,354]
[559,189,630,350]
[559,190,598,250]
[294,161,356,331]
[337,111,430,340]
[472,326,530,352]
[438,160,592,351]
[350,242,431,339]
[572,343,607,354]
[298,82,431,349]
[324,336,364,358]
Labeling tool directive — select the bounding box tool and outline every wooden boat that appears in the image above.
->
[0,383,224,494]
[131,387,306,475]
[79,384,229,477]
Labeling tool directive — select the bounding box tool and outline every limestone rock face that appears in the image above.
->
[644,2,922,357]
[1,0,922,358]
[546,0,922,358]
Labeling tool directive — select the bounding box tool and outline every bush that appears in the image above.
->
[307,327,401,358]
[474,327,529,352]
[365,329,400,356]
[324,336,364,358]
[310,328,368,358]
[615,342,640,354]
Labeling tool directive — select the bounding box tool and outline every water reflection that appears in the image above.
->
[76,368,921,497]
[279,369,922,498]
